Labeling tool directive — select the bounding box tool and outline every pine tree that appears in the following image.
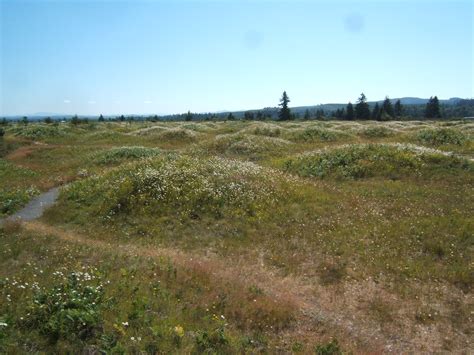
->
[185,111,193,121]
[44,117,53,124]
[382,96,394,118]
[21,116,28,126]
[227,112,235,121]
[355,93,371,119]
[372,103,381,121]
[425,96,441,118]
[278,91,291,121]
[346,102,354,120]
[394,100,403,117]
[304,109,311,120]
[98,114,105,122]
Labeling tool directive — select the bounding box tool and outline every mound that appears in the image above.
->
[416,128,467,146]
[284,143,471,179]
[10,125,68,140]
[208,133,292,155]
[156,128,200,141]
[285,127,350,142]
[93,146,161,165]
[62,155,285,220]
[240,122,285,137]
[359,126,395,138]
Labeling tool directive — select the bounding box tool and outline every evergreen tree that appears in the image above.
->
[256,111,264,120]
[0,127,4,137]
[185,111,193,121]
[71,115,79,125]
[425,96,441,118]
[44,116,53,124]
[372,103,381,121]
[278,91,291,121]
[0,118,7,126]
[98,114,105,122]
[244,111,255,120]
[345,102,354,120]
[394,100,403,117]
[304,109,311,120]
[21,116,28,126]
[227,112,235,121]
[355,93,371,119]
[382,96,394,118]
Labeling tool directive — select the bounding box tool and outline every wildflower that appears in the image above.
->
[174,325,184,337]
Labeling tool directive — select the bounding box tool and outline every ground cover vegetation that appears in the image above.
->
[1,118,473,353]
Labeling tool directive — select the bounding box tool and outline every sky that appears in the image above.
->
[0,0,472,116]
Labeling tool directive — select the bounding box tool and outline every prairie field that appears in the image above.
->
[0,119,473,353]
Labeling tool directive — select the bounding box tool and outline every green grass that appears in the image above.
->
[1,120,473,353]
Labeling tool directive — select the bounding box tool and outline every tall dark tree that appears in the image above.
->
[382,96,394,118]
[21,116,28,126]
[304,109,311,120]
[372,103,381,121]
[346,102,354,120]
[98,114,105,122]
[425,96,441,118]
[278,91,291,121]
[244,111,255,120]
[355,93,371,119]
[0,127,4,137]
[394,100,403,117]
[71,115,79,125]
[44,116,53,124]
[227,112,235,121]
[185,111,193,121]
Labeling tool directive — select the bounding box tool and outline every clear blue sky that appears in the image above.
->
[1,0,472,116]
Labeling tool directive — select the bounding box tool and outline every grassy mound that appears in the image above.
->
[285,127,350,143]
[10,125,68,140]
[208,133,292,156]
[416,128,467,146]
[240,122,284,137]
[156,128,200,141]
[62,155,285,220]
[93,146,161,165]
[359,126,395,138]
[284,144,471,179]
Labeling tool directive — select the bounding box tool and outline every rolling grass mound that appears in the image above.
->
[62,155,285,220]
[284,143,471,179]
[207,133,292,156]
[416,128,467,146]
[93,146,162,165]
[156,128,200,141]
[359,126,395,138]
[285,126,351,143]
[10,125,69,140]
[240,122,285,137]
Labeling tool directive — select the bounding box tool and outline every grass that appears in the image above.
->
[1,119,473,353]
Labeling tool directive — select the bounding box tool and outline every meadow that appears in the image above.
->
[0,119,473,353]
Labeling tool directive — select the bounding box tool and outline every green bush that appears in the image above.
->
[195,326,229,353]
[22,271,105,343]
[94,146,161,165]
[0,128,5,137]
[315,339,342,355]
[284,144,471,179]
[417,128,467,146]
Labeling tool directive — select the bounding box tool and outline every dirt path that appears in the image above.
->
[21,220,423,353]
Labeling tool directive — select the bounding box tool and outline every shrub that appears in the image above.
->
[21,270,105,343]
[417,128,467,146]
[209,133,291,156]
[94,146,161,165]
[0,128,4,137]
[315,339,342,355]
[284,144,471,179]
[156,128,198,141]
[194,326,230,353]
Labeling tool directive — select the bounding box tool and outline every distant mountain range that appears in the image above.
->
[2,97,469,119]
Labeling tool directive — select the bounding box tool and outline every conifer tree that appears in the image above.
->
[355,93,371,119]
[278,91,291,121]
[346,102,354,120]
[394,100,403,117]
[382,96,394,118]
